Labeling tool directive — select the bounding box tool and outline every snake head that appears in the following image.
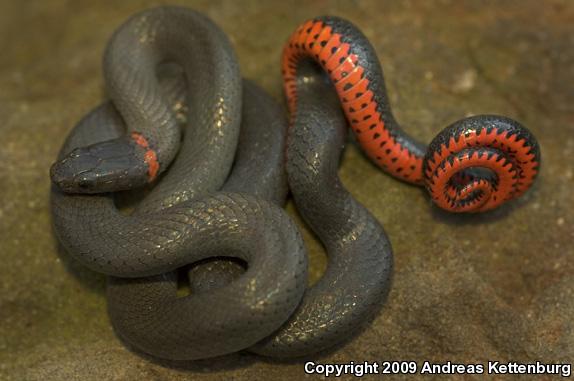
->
[50,137,151,194]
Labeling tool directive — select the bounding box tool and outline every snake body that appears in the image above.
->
[107,80,311,360]
[51,7,393,360]
[283,17,541,212]
[251,62,393,356]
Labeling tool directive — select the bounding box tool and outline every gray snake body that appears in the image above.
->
[50,6,393,360]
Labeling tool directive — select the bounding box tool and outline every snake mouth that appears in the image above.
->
[50,156,101,194]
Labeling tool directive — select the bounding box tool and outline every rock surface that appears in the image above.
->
[0,0,572,380]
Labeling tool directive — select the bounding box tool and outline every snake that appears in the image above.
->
[50,6,393,360]
[283,17,541,212]
[50,6,541,361]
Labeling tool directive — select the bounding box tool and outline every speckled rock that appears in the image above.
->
[0,0,572,380]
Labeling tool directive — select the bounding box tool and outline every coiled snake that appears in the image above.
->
[50,6,538,360]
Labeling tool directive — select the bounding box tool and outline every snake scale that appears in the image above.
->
[50,6,539,360]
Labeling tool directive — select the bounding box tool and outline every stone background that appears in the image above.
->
[0,0,572,380]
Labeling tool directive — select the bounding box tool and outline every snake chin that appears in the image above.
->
[50,138,149,194]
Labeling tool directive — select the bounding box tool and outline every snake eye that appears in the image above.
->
[78,177,92,189]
